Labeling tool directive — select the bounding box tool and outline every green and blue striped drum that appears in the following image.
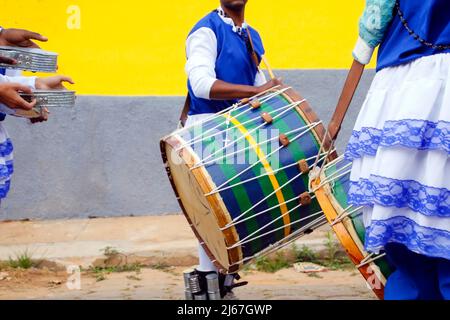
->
[312,156,394,299]
[161,86,331,273]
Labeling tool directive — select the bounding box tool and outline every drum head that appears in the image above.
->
[162,135,241,272]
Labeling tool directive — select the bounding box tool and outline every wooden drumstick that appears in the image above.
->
[261,55,276,80]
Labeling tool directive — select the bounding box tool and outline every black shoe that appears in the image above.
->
[219,273,248,299]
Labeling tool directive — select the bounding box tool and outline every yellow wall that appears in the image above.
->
[2,1,371,95]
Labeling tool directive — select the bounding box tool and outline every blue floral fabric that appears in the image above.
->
[349,175,450,217]
[0,138,13,200]
[345,119,450,161]
[0,180,11,199]
[345,117,450,260]
[0,138,13,157]
[359,0,396,48]
[366,216,450,260]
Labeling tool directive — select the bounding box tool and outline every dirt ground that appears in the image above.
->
[0,266,376,300]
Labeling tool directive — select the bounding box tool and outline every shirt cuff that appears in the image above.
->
[20,76,37,89]
[352,36,375,65]
[6,76,37,89]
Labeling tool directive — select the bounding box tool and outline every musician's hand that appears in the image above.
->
[0,83,36,110]
[256,77,283,93]
[35,75,74,90]
[0,28,48,48]
[0,55,17,65]
[30,108,49,124]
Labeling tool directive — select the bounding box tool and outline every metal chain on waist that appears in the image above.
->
[396,1,450,50]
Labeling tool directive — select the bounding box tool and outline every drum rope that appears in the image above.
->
[216,125,323,230]
[331,205,364,226]
[172,85,283,136]
[214,154,330,230]
[355,252,387,269]
[220,149,324,230]
[227,207,323,250]
[223,194,314,228]
[308,157,352,194]
[187,95,296,153]
[310,167,351,194]
[188,99,304,165]
[212,121,321,192]
[205,150,334,196]
[199,122,321,170]
[191,99,307,168]
[229,216,328,267]
[177,87,290,149]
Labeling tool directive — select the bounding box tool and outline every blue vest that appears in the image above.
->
[377,0,450,71]
[187,11,265,115]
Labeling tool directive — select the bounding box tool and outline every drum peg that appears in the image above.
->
[298,159,310,174]
[299,192,312,206]
[250,99,261,109]
[279,134,290,147]
[239,97,250,105]
[261,112,273,124]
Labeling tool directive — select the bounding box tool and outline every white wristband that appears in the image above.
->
[352,36,375,65]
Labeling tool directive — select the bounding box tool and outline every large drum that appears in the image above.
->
[161,86,333,273]
[311,156,394,299]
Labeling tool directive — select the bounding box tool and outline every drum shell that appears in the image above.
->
[161,87,333,272]
[313,157,395,299]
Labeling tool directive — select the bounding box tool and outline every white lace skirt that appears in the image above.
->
[344,53,450,260]
[0,123,13,200]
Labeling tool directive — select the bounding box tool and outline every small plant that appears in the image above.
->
[254,252,290,273]
[324,231,339,263]
[101,246,119,257]
[126,274,141,281]
[150,262,170,271]
[321,231,353,270]
[8,250,37,269]
[294,244,319,263]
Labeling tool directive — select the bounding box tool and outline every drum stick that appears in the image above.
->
[261,55,276,79]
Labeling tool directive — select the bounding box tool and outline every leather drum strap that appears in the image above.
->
[328,60,365,141]
[179,93,191,127]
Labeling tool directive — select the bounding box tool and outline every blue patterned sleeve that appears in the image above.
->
[353,0,396,64]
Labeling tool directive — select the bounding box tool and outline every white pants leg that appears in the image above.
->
[197,244,217,272]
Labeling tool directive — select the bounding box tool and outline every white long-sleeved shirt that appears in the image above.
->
[185,8,266,100]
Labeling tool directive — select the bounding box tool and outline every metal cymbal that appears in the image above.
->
[0,46,58,73]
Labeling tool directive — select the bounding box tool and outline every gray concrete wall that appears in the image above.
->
[0,70,375,221]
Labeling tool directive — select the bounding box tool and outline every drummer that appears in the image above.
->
[0,27,74,202]
[348,0,449,300]
[183,0,281,299]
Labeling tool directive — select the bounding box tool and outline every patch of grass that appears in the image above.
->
[89,263,142,274]
[0,261,8,270]
[126,274,141,281]
[253,252,290,273]
[150,262,170,271]
[293,244,319,264]
[8,250,38,269]
[320,231,354,270]
[101,246,119,257]
[95,273,106,282]
[324,231,339,262]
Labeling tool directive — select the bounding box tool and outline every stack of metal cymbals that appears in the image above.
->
[0,46,76,118]
[0,46,58,73]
